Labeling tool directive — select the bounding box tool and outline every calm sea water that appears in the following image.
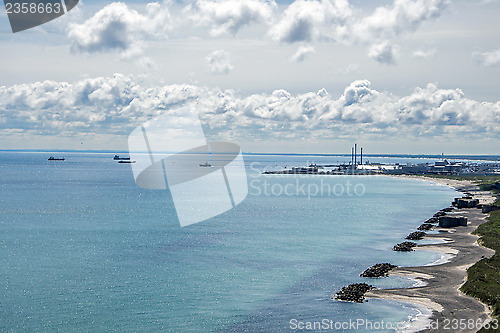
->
[0,152,458,332]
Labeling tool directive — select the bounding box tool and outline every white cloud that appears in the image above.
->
[205,50,234,75]
[290,45,315,62]
[473,49,500,67]
[341,80,378,106]
[368,41,399,65]
[62,0,454,66]
[352,0,449,42]
[338,63,360,75]
[351,0,448,63]
[187,0,276,36]
[67,2,171,60]
[269,0,351,43]
[413,48,437,59]
[0,74,203,135]
[1,75,500,143]
[397,83,467,125]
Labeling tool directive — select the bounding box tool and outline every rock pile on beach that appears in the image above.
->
[433,211,447,218]
[335,283,374,303]
[393,241,417,251]
[418,223,434,231]
[426,217,439,224]
[360,263,397,278]
[405,231,426,240]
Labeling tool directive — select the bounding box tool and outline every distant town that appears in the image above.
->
[263,144,500,176]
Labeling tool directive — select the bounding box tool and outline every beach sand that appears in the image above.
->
[366,176,497,332]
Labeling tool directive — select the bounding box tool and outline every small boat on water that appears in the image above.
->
[199,162,212,167]
[113,155,130,161]
[48,156,65,161]
[118,160,136,164]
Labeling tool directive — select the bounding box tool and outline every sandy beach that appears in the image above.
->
[366,176,497,332]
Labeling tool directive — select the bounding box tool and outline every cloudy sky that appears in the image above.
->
[0,0,499,154]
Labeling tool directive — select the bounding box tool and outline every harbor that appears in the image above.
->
[263,144,500,176]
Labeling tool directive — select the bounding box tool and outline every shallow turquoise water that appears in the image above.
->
[0,152,458,332]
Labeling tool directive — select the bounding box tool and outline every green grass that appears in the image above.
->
[422,175,500,331]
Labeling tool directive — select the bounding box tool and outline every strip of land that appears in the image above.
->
[366,176,497,333]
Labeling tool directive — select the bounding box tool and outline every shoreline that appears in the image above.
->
[366,175,496,332]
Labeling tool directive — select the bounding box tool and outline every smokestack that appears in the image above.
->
[351,147,354,166]
[354,143,357,167]
[360,147,363,165]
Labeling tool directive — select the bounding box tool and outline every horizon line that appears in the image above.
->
[1,149,499,160]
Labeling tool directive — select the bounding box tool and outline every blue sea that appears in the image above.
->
[0,152,458,332]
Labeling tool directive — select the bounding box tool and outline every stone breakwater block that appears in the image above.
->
[482,205,500,214]
[393,241,417,252]
[434,211,447,218]
[438,216,468,228]
[452,197,479,208]
[360,263,397,278]
[418,223,434,231]
[406,231,426,240]
[334,283,374,303]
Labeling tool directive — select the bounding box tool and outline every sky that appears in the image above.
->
[0,0,499,154]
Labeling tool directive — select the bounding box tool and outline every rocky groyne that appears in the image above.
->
[393,241,418,251]
[417,223,434,231]
[364,176,497,333]
[405,231,426,240]
[360,263,397,278]
[334,283,374,303]
[333,177,497,333]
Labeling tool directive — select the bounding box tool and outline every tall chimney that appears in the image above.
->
[354,143,357,167]
[351,147,354,166]
[360,147,363,165]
